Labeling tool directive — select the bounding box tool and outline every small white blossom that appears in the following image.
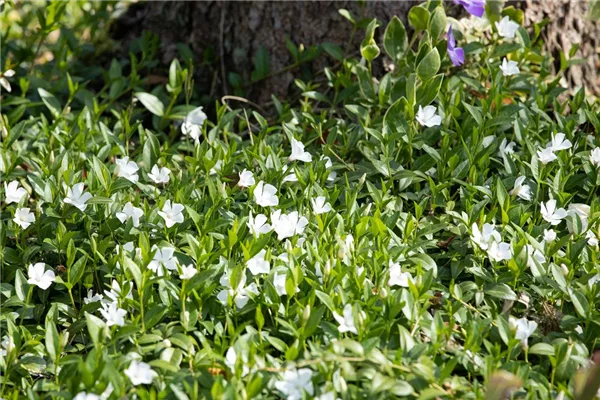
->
[73,393,100,400]
[13,207,35,229]
[536,147,557,164]
[238,169,255,188]
[509,316,537,347]
[64,183,93,211]
[543,229,556,242]
[246,249,270,275]
[157,200,184,228]
[495,16,519,39]
[179,264,197,280]
[254,181,279,207]
[586,230,599,247]
[84,289,103,304]
[181,106,207,142]
[273,271,290,296]
[27,263,55,290]
[116,202,143,228]
[4,181,27,204]
[115,157,139,183]
[217,271,259,309]
[333,304,358,335]
[272,210,308,240]
[311,196,332,215]
[289,138,312,162]
[0,335,14,357]
[498,138,516,157]
[274,368,315,400]
[500,58,519,76]
[124,360,157,386]
[148,246,178,276]
[247,212,272,237]
[487,241,512,262]
[547,132,572,152]
[510,176,531,201]
[225,347,249,376]
[540,199,567,225]
[148,165,171,184]
[471,223,501,251]
[416,105,442,127]
[0,69,15,92]
[387,261,413,287]
[99,301,127,327]
[337,234,354,265]
[590,148,600,167]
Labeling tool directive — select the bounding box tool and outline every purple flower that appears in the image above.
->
[447,26,465,66]
[453,0,486,18]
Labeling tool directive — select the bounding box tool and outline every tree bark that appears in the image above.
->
[111,1,599,104]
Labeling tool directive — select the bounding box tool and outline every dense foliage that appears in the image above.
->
[2,1,600,399]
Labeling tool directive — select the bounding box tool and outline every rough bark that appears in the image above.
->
[111,1,600,104]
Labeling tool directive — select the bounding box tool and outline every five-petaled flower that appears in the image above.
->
[100,301,127,327]
[179,264,198,280]
[27,263,56,290]
[311,196,332,215]
[253,181,279,207]
[500,58,519,76]
[509,316,538,347]
[116,202,144,228]
[416,105,442,127]
[495,16,519,39]
[148,246,178,276]
[510,176,531,201]
[64,183,93,211]
[158,200,184,228]
[540,199,567,225]
[4,181,27,204]
[274,368,315,400]
[238,169,255,188]
[181,106,207,143]
[13,207,35,229]
[247,212,272,237]
[124,360,157,386]
[289,138,312,162]
[246,249,270,275]
[272,210,308,240]
[388,261,414,287]
[115,157,140,183]
[148,164,171,184]
[333,304,359,334]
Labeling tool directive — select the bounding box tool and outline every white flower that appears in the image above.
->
[272,210,308,240]
[64,183,93,211]
[115,157,139,183]
[27,263,55,290]
[587,230,599,247]
[275,368,314,400]
[179,264,197,280]
[322,155,337,181]
[104,280,133,302]
[157,200,184,228]
[73,393,101,400]
[116,202,143,228]
[495,16,519,39]
[225,347,249,376]
[254,181,279,207]
[547,132,572,152]
[217,271,259,309]
[387,261,413,287]
[500,58,519,76]
[84,289,103,304]
[0,69,15,92]
[283,171,298,183]
[524,245,545,269]
[510,176,531,201]
[311,196,332,215]
[13,207,35,229]
[289,138,312,162]
[337,234,354,265]
[333,304,358,335]
[148,165,171,184]
[0,335,14,357]
[498,138,516,157]
[536,147,557,164]
[509,316,537,347]
[148,246,178,276]
[471,223,501,251]
[416,105,442,127]
[246,249,270,275]
[567,203,590,219]
[238,169,255,188]
[124,360,157,386]
[181,106,207,142]
[4,181,27,204]
[273,271,288,296]
[247,212,272,237]
[99,301,127,327]
[540,199,567,225]
[543,229,556,242]
[315,392,338,400]
[590,148,600,167]
[487,241,512,262]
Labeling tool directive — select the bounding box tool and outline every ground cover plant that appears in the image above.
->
[1,1,600,399]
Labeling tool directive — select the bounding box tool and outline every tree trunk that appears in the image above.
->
[111,1,599,105]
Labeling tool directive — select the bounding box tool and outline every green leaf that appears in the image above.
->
[315,290,336,313]
[135,92,165,116]
[38,88,62,118]
[383,17,408,61]
[529,343,555,356]
[569,288,589,318]
[416,48,441,82]
[428,7,447,40]
[68,256,87,287]
[251,45,270,82]
[321,42,344,61]
[143,130,160,170]
[45,319,59,362]
[409,6,430,31]
[484,283,517,300]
